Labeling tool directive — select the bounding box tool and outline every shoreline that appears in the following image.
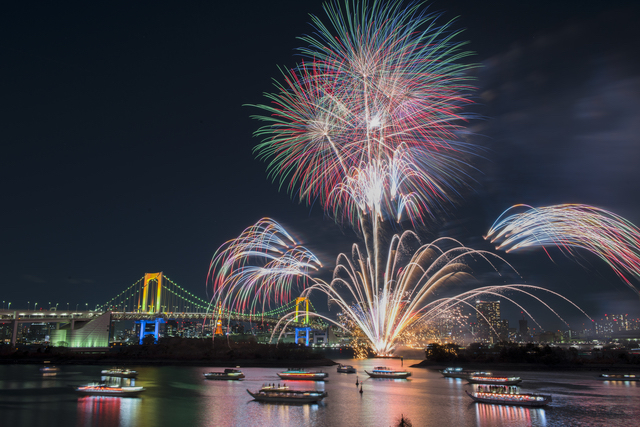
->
[0,357,338,368]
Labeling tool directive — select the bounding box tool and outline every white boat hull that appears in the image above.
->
[465,390,551,407]
[365,370,411,379]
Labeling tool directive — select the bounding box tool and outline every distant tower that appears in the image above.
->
[214,304,223,335]
[519,313,529,340]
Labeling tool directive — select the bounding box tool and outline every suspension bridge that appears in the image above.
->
[0,272,325,348]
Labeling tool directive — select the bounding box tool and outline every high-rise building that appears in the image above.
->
[519,318,529,339]
[475,300,500,342]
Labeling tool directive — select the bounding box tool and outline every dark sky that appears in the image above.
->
[2,1,639,331]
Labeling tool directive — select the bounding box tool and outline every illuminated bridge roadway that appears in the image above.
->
[0,272,324,347]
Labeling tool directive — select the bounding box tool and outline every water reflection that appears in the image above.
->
[2,364,640,427]
[76,396,141,427]
[475,402,547,426]
[601,380,640,387]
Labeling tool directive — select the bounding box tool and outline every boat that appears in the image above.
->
[364,366,411,379]
[440,367,472,378]
[40,365,60,374]
[101,368,138,378]
[277,369,328,381]
[465,389,552,407]
[440,367,491,379]
[75,383,146,397]
[467,375,522,385]
[247,384,327,403]
[599,373,639,381]
[337,364,357,374]
[204,368,245,380]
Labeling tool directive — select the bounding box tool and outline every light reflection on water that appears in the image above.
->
[1,361,640,426]
[77,396,141,427]
[475,402,547,427]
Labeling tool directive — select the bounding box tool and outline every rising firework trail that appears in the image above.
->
[486,204,640,297]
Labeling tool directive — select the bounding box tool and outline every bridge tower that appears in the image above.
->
[294,297,313,346]
[294,297,309,324]
[141,272,163,313]
[136,272,165,343]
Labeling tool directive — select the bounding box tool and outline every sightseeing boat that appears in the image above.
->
[467,375,522,385]
[204,368,245,380]
[247,384,327,403]
[465,389,552,407]
[440,367,491,379]
[277,369,328,381]
[365,366,411,379]
[599,373,639,381]
[337,364,357,374]
[75,383,146,397]
[101,368,138,378]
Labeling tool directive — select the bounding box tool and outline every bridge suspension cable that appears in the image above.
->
[98,273,319,321]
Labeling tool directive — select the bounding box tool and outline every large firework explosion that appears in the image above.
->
[250,0,477,354]
[208,1,594,355]
[250,0,477,229]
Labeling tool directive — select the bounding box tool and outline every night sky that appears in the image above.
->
[2,1,639,331]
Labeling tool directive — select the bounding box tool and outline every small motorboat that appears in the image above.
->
[465,389,551,407]
[247,384,327,403]
[277,369,328,381]
[599,373,639,381]
[364,366,411,379]
[467,375,522,386]
[101,368,138,378]
[40,365,60,375]
[337,364,357,374]
[204,368,245,380]
[75,383,146,397]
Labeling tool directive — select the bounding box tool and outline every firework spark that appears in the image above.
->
[486,204,640,296]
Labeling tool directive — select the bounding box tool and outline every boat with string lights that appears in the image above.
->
[204,368,245,380]
[277,369,328,381]
[440,367,491,379]
[75,383,146,397]
[365,367,411,379]
[599,373,639,381]
[465,389,551,407]
[467,375,522,385]
[247,384,327,403]
[101,368,138,378]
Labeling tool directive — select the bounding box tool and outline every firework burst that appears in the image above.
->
[208,218,322,314]
[251,0,477,228]
[486,204,640,296]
